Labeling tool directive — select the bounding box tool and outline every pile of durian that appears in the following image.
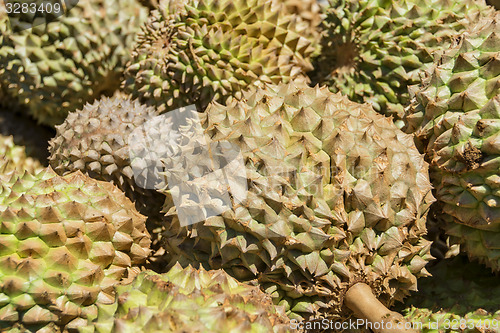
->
[0,0,499,332]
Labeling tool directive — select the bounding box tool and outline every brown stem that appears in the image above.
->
[344,283,417,333]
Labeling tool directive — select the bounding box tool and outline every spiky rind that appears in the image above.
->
[404,11,500,270]
[0,0,148,126]
[283,0,322,52]
[313,0,491,124]
[0,167,151,331]
[80,264,291,333]
[159,82,434,320]
[124,0,315,113]
[48,96,166,219]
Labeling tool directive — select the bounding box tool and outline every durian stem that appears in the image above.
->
[344,283,417,333]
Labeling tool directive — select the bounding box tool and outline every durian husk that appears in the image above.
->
[0,0,148,126]
[283,0,322,54]
[0,167,151,331]
[123,0,315,114]
[49,96,167,219]
[79,264,291,333]
[157,82,435,321]
[48,96,171,266]
[312,0,492,126]
[403,10,500,271]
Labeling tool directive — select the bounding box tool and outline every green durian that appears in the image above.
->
[157,82,434,322]
[0,167,151,331]
[404,11,500,271]
[0,0,148,126]
[123,0,315,113]
[48,96,167,219]
[80,264,291,333]
[312,0,491,127]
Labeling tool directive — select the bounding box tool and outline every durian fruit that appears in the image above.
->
[0,167,151,331]
[48,96,175,265]
[123,0,315,113]
[0,134,43,175]
[158,82,435,325]
[48,96,167,219]
[80,263,291,333]
[312,0,491,127]
[0,0,148,126]
[403,11,500,271]
[400,255,500,332]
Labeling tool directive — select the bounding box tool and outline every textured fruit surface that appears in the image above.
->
[283,0,322,50]
[80,264,291,333]
[124,0,315,113]
[312,0,490,126]
[400,255,500,332]
[0,0,148,126]
[0,134,43,176]
[48,96,166,219]
[404,12,500,271]
[48,96,173,264]
[159,82,435,320]
[0,168,151,331]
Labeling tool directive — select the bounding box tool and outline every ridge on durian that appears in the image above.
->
[123,0,315,114]
[0,167,151,331]
[158,81,435,322]
[0,0,148,126]
[312,0,491,127]
[404,11,500,271]
[79,264,291,333]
